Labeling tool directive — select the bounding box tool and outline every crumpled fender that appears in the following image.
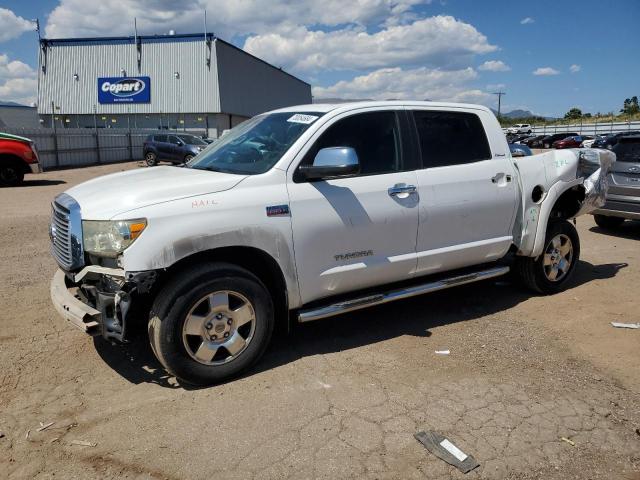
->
[513,148,615,257]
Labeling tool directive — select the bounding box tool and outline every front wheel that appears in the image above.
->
[594,214,625,229]
[184,154,194,163]
[148,263,274,385]
[515,220,580,294]
[0,163,25,186]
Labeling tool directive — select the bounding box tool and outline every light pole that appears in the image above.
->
[493,91,506,119]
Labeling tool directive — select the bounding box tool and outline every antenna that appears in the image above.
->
[134,17,138,42]
[492,91,506,118]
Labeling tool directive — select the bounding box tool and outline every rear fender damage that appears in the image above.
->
[513,148,615,257]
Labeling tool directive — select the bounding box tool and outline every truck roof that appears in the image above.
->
[268,100,494,115]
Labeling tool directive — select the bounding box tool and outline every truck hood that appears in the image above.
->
[65,166,247,219]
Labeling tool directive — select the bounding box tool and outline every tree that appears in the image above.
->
[621,96,640,115]
[564,107,583,120]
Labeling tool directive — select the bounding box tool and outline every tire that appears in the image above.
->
[544,143,550,149]
[515,220,580,295]
[145,152,158,167]
[0,162,25,187]
[527,130,532,134]
[594,214,625,229]
[148,262,274,385]
[184,154,194,163]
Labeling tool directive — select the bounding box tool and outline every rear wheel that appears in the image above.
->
[544,143,551,149]
[148,263,274,385]
[0,162,25,186]
[184,154,194,163]
[145,152,158,167]
[594,214,625,229]
[515,220,580,294]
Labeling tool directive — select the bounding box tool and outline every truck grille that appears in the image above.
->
[50,193,84,271]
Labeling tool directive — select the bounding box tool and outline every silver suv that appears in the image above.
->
[593,135,640,227]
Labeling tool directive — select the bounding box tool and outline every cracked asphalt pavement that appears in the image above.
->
[1,162,639,479]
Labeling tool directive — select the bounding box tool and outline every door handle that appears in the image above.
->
[388,184,417,197]
[491,173,512,184]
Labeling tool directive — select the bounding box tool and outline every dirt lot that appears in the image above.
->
[1,162,639,479]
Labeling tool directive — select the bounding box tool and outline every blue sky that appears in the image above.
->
[1,0,638,117]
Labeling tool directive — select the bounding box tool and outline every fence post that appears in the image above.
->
[128,131,133,160]
[93,105,101,164]
[51,121,60,168]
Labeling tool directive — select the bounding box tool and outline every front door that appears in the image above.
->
[411,109,518,275]
[287,110,420,305]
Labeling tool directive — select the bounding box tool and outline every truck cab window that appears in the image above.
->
[306,111,402,175]
[412,111,491,168]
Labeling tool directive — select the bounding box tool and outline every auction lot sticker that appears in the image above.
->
[287,114,318,124]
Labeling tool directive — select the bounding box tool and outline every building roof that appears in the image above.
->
[40,32,309,87]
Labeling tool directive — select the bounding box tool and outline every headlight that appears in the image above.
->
[83,219,147,257]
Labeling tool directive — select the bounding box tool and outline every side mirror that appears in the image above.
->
[298,147,360,181]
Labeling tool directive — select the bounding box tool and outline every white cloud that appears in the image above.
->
[313,66,491,104]
[45,0,431,38]
[533,67,560,76]
[569,64,581,73]
[245,16,497,73]
[486,83,506,90]
[520,17,534,24]
[0,8,35,42]
[0,54,37,104]
[478,60,510,72]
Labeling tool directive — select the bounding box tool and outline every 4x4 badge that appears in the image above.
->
[266,205,290,217]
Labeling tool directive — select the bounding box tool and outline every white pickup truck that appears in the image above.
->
[49,101,613,385]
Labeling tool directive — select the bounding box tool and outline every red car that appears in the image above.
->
[0,132,41,186]
[552,135,593,149]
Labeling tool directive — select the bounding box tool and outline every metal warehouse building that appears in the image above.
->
[37,33,311,138]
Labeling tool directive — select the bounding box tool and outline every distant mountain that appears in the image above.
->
[0,100,32,107]
[491,108,557,121]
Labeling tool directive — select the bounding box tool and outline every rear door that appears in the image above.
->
[154,134,170,159]
[410,108,518,275]
[287,109,420,304]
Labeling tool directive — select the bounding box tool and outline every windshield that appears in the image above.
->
[179,134,207,145]
[189,112,323,175]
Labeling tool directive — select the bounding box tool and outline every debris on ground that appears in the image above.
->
[70,440,97,447]
[36,422,55,432]
[414,430,480,474]
[50,437,60,443]
[25,430,30,440]
[0,431,4,439]
[610,322,640,329]
[561,437,576,447]
[435,350,450,355]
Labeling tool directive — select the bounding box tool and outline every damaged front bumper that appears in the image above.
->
[50,266,156,342]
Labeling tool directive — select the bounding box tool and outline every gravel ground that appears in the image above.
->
[1,162,639,479]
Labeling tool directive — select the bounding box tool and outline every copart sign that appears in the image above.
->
[98,77,150,104]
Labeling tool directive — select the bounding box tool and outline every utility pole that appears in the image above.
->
[493,91,506,119]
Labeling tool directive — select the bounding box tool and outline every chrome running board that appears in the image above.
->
[298,266,510,323]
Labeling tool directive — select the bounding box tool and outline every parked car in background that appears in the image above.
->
[143,133,209,166]
[540,133,579,149]
[0,132,41,186]
[507,123,533,134]
[592,131,640,150]
[552,135,594,149]
[580,135,607,148]
[521,134,546,148]
[592,135,640,228]
[507,133,533,144]
[508,143,533,157]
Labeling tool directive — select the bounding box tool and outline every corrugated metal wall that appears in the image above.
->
[215,40,312,117]
[38,37,220,115]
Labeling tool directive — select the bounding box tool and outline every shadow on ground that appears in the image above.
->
[16,179,67,187]
[93,260,627,389]
[590,221,640,241]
